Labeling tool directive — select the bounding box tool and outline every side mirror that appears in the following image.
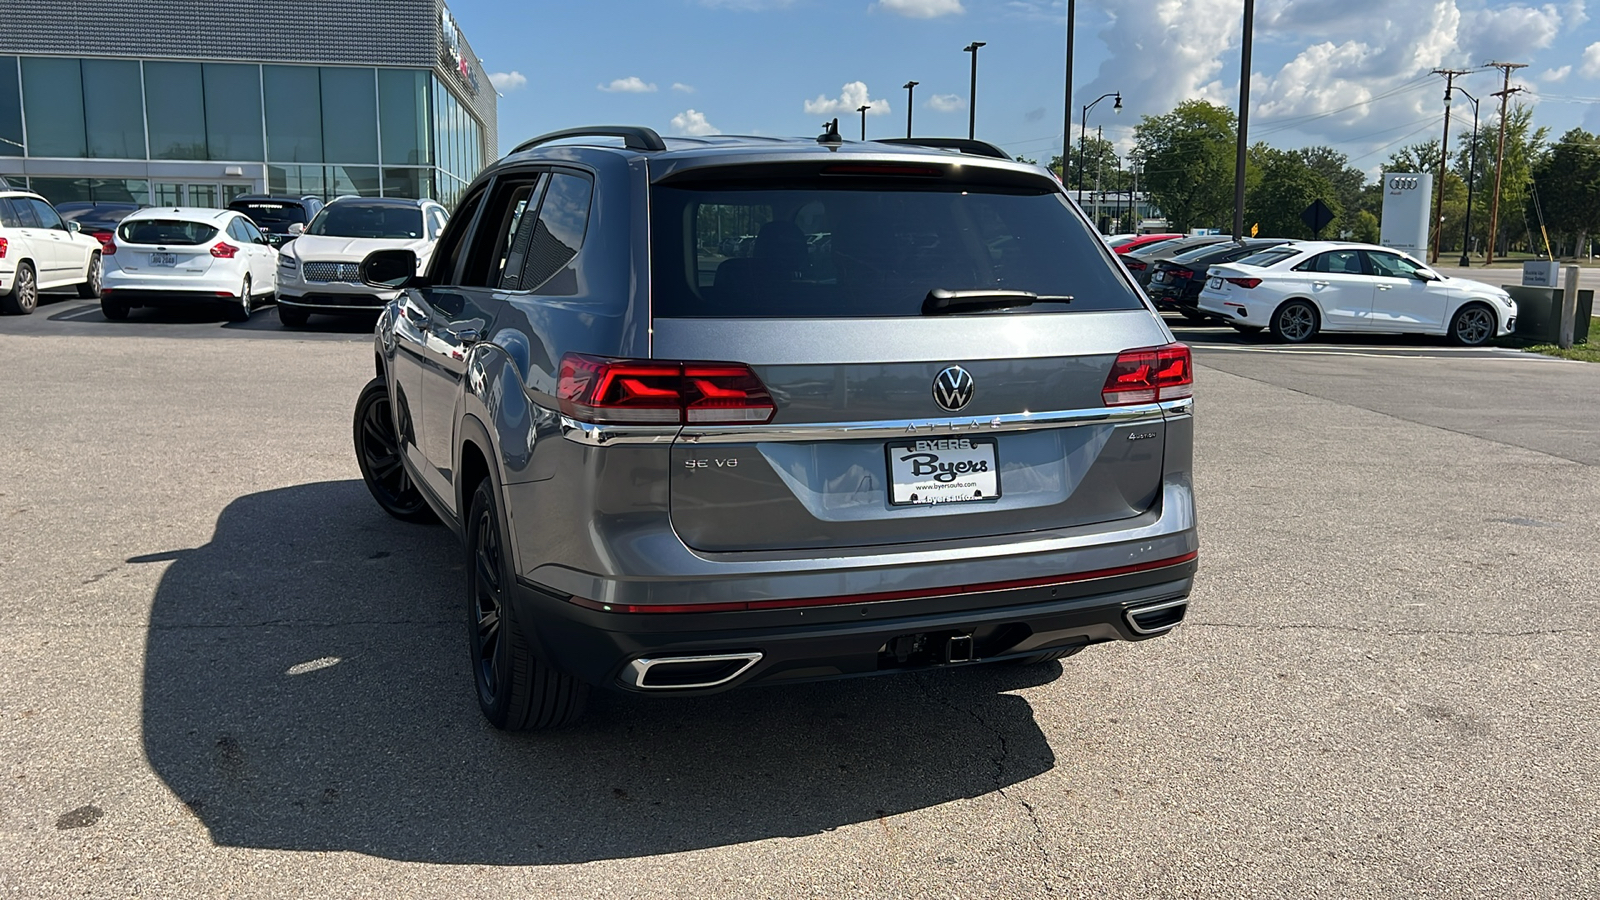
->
[66,221,81,234]
[287,223,305,235]
[361,249,424,289]
[1415,268,1439,281]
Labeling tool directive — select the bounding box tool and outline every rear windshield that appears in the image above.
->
[231,202,307,226]
[1235,247,1300,268]
[61,206,139,229]
[308,203,422,239]
[650,179,1143,318]
[1170,241,1245,264]
[117,219,219,245]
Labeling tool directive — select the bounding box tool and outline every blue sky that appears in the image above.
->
[450,0,1600,173]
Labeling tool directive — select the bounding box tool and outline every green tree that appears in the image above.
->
[1459,103,1549,256]
[1245,148,1342,239]
[1529,128,1600,258]
[1351,209,1381,243]
[1133,100,1238,232]
[1296,146,1366,223]
[1050,134,1131,193]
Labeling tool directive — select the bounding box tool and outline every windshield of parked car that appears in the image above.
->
[306,203,422,239]
[231,202,308,228]
[117,219,220,245]
[1234,247,1300,268]
[651,175,1144,317]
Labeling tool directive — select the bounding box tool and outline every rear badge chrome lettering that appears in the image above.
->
[1128,432,1157,441]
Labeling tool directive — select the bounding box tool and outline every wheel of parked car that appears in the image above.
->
[466,477,589,730]
[1178,308,1210,324]
[1269,299,1319,343]
[1449,303,1497,347]
[352,377,436,524]
[100,296,129,321]
[277,304,309,328]
[224,276,252,323]
[1,261,37,315]
[76,253,102,299]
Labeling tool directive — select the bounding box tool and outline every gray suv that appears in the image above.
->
[352,125,1198,730]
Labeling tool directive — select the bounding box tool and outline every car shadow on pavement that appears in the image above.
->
[39,301,375,335]
[140,481,1059,865]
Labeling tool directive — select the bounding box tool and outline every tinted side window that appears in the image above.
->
[11,198,40,228]
[1364,250,1422,278]
[28,200,65,230]
[226,218,247,241]
[0,198,16,228]
[428,187,487,285]
[1301,249,1364,275]
[520,172,594,293]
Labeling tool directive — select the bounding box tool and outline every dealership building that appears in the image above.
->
[0,0,496,210]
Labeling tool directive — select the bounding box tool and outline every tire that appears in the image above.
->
[100,297,129,321]
[1011,645,1087,666]
[1,261,38,315]
[1269,299,1319,343]
[1178,308,1209,323]
[1449,302,1497,347]
[353,377,437,524]
[224,275,252,323]
[76,253,102,299]
[277,303,310,328]
[466,477,589,730]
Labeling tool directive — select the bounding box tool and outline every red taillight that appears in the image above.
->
[210,242,238,259]
[557,354,776,425]
[1170,267,1193,280]
[1224,276,1260,289]
[1125,259,1148,271]
[0,237,6,259]
[92,231,116,255]
[1101,343,1193,406]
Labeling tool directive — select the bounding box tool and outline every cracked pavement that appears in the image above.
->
[0,309,1597,898]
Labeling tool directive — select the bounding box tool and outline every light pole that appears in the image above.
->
[903,81,918,138]
[1232,0,1255,240]
[1452,86,1481,267]
[1077,91,1120,204]
[1063,0,1076,184]
[963,42,985,139]
[856,105,871,141]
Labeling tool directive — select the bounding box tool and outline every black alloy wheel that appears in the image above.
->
[77,253,103,299]
[465,478,588,730]
[352,377,436,523]
[1,261,37,315]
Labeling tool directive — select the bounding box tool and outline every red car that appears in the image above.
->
[1108,233,1182,255]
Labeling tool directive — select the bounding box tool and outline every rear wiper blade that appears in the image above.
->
[921,288,1073,316]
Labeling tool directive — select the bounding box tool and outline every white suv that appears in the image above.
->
[0,190,104,315]
[275,197,448,327]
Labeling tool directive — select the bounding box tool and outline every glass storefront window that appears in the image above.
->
[21,57,87,158]
[204,64,263,161]
[93,178,149,204]
[379,69,430,166]
[328,165,381,198]
[83,59,146,159]
[27,177,91,203]
[154,183,180,207]
[264,66,322,163]
[268,164,328,201]
[145,61,207,160]
[320,67,377,164]
[382,167,432,199]
[0,57,22,157]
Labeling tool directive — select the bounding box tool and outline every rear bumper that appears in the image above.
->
[99,288,236,305]
[512,557,1196,693]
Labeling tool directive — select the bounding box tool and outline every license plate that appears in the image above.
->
[1208,276,1222,288]
[1151,271,1165,283]
[886,438,999,506]
[151,253,177,267]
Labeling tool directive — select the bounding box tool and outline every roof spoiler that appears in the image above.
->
[874,137,1011,160]
[513,126,667,154]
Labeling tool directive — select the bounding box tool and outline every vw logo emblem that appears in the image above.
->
[933,366,975,412]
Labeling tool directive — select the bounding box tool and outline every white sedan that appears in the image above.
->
[100,207,278,322]
[1196,241,1517,346]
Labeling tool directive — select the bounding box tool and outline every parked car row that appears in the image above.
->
[0,188,447,327]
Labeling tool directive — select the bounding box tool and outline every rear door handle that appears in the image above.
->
[1377,285,1392,291]
[1312,280,1330,287]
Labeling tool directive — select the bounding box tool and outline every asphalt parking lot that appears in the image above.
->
[1,302,1596,898]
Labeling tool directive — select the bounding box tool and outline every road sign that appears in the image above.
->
[1301,199,1334,238]
[1250,222,1259,237]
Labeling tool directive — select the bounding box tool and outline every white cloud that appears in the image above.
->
[927,93,964,112]
[599,76,657,93]
[1584,41,1600,78]
[1543,65,1572,82]
[1458,3,1564,60]
[876,0,965,17]
[803,82,891,117]
[671,109,721,136]
[488,71,526,92]
[672,82,696,93]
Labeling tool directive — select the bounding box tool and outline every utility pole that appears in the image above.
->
[1429,68,1471,263]
[902,81,918,138]
[1484,61,1526,265]
[1062,0,1076,184]
[1231,0,1256,240]
[964,42,986,139]
[857,104,871,141]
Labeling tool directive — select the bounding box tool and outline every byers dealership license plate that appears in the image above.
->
[886,438,1000,506]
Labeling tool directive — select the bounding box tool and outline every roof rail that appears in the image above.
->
[514,126,668,154]
[874,137,1012,160]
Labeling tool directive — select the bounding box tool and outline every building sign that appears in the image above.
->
[1379,172,1432,254]
[440,7,480,96]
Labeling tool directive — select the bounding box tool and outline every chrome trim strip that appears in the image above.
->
[558,415,679,446]
[680,403,1166,444]
[1124,597,1189,635]
[623,652,764,690]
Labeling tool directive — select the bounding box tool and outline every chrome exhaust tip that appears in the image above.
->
[1125,598,1188,635]
[623,652,763,690]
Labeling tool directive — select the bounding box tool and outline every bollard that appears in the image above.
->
[1559,265,1580,349]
